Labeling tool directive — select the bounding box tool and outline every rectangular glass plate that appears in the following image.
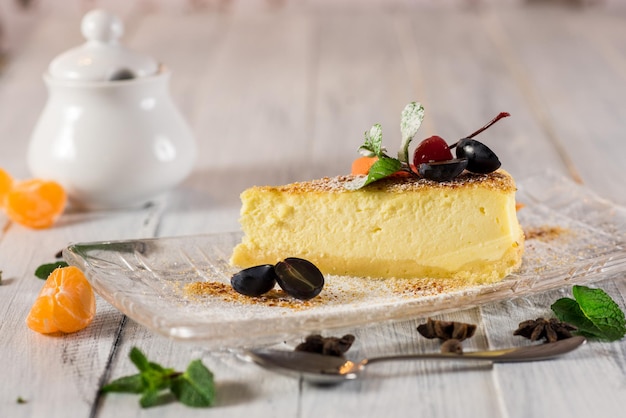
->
[64,172,626,348]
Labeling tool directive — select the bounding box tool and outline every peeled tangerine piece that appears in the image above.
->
[0,168,14,206]
[4,178,66,229]
[26,266,96,334]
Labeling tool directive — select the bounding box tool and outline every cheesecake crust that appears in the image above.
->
[258,170,517,194]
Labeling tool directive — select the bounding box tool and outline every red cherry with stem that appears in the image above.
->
[412,136,454,167]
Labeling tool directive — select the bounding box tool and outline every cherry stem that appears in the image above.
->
[467,112,510,138]
[449,112,510,148]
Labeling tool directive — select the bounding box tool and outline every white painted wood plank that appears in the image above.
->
[308,12,417,177]
[178,12,313,171]
[493,5,626,204]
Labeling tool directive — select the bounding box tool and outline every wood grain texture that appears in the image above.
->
[0,3,625,418]
[493,6,626,201]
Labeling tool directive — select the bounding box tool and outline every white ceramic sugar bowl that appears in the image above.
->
[28,9,196,209]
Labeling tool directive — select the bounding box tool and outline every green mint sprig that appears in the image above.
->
[345,102,424,190]
[101,347,216,408]
[551,285,626,341]
[34,261,69,279]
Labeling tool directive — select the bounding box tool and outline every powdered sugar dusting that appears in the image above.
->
[257,170,516,194]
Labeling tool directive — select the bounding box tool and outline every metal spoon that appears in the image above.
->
[244,336,586,384]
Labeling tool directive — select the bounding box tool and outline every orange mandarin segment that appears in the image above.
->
[4,179,66,229]
[26,266,96,334]
[26,290,58,334]
[0,168,13,207]
[350,156,378,175]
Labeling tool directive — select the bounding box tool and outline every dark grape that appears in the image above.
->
[454,138,501,174]
[231,264,278,297]
[274,257,324,300]
[418,158,468,182]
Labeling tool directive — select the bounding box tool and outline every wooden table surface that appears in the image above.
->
[1,2,626,417]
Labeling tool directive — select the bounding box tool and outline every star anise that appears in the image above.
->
[417,318,477,341]
[514,318,577,343]
[295,334,356,357]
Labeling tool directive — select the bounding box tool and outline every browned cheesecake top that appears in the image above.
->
[253,170,517,194]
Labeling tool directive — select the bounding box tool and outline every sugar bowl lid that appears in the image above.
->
[48,9,159,82]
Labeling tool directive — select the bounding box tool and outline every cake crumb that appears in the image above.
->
[388,277,465,296]
[525,226,569,241]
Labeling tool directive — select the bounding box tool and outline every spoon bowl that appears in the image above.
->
[244,336,586,384]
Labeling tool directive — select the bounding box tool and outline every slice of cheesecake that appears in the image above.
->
[230,170,524,285]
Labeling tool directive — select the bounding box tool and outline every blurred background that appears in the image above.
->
[1,0,625,208]
[1,0,623,54]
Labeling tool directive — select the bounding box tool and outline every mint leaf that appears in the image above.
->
[101,347,216,408]
[358,124,385,157]
[144,368,175,392]
[551,285,626,341]
[34,261,69,279]
[101,374,144,393]
[344,157,402,190]
[573,285,626,340]
[366,157,402,184]
[139,389,173,408]
[551,297,602,337]
[399,102,424,163]
[129,347,151,371]
[171,360,216,407]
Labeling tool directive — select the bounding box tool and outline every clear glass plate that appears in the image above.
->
[64,172,626,348]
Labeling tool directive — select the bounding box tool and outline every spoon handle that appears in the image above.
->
[364,336,585,366]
